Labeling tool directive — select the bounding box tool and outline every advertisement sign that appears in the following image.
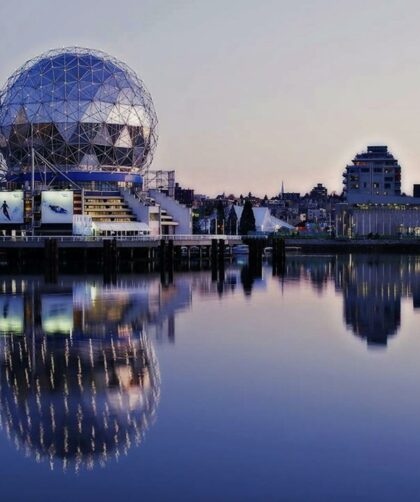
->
[41,191,73,224]
[0,191,24,224]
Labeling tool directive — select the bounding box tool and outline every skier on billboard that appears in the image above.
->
[2,200,10,221]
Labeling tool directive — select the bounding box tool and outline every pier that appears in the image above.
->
[2,234,420,275]
[0,234,288,281]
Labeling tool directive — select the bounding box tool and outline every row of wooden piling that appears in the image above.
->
[7,236,286,280]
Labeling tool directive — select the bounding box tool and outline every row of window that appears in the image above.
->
[348,167,399,174]
[350,182,394,189]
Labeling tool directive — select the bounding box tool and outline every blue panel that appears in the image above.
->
[8,170,143,184]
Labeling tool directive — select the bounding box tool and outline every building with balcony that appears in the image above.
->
[343,146,401,203]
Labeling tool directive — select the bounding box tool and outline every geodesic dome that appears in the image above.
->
[0,47,158,176]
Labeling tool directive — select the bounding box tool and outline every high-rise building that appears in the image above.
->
[343,146,401,201]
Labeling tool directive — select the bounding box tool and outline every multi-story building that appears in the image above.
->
[343,146,401,202]
[337,145,420,237]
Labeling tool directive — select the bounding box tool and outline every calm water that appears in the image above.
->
[1,254,420,501]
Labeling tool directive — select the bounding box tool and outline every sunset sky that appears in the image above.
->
[2,0,420,196]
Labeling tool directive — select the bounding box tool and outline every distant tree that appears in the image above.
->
[239,199,256,235]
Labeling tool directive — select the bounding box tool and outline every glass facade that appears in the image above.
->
[0,47,158,177]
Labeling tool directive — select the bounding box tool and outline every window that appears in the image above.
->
[385,176,393,182]
[384,183,391,189]
[374,167,382,173]
[361,168,369,173]
[373,182,380,188]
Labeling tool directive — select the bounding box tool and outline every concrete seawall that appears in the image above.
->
[285,238,420,253]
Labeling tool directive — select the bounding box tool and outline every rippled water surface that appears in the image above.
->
[1,254,420,501]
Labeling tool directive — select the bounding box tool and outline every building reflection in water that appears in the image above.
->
[282,254,420,348]
[0,276,194,471]
[337,255,403,347]
[0,257,417,470]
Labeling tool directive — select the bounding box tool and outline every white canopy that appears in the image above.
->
[233,206,294,232]
[93,221,149,233]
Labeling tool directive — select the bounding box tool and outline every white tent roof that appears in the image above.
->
[93,222,149,232]
[233,205,294,231]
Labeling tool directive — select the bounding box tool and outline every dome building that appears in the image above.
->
[0,47,158,190]
[0,47,192,237]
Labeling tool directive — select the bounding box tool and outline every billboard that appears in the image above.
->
[41,191,73,224]
[0,191,24,224]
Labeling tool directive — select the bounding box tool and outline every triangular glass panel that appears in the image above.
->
[80,153,100,169]
[93,123,113,146]
[106,104,128,125]
[106,124,123,143]
[114,126,132,148]
[14,107,28,125]
[56,122,78,142]
[94,83,120,103]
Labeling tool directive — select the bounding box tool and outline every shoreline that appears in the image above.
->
[285,238,420,253]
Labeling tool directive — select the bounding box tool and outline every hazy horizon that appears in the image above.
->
[2,0,420,197]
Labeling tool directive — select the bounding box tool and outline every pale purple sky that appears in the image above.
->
[1,0,420,196]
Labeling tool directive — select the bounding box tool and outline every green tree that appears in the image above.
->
[239,199,256,235]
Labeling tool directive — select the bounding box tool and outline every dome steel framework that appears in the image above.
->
[0,47,158,177]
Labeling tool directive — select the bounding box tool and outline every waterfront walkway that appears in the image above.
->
[0,235,419,252]
[0,234,243,248]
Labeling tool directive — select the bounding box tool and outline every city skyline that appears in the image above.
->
[2,0,420,196]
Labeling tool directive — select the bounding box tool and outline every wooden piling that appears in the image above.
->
[44,238,58,282]
[272,236,285,275]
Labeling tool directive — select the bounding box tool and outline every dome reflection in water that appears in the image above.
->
[0,282,161,472]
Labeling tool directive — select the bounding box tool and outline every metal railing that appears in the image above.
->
[0,234,245,243]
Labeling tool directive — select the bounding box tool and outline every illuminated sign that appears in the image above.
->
[41,191,73,224]
[0,192,24,224]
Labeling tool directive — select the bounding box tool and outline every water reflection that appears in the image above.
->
[0,331,159,472]
[282,254,420,347]
[0,276,194,471]
[0,256,419,472]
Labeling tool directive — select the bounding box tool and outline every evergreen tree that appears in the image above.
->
[239,199,256,235]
